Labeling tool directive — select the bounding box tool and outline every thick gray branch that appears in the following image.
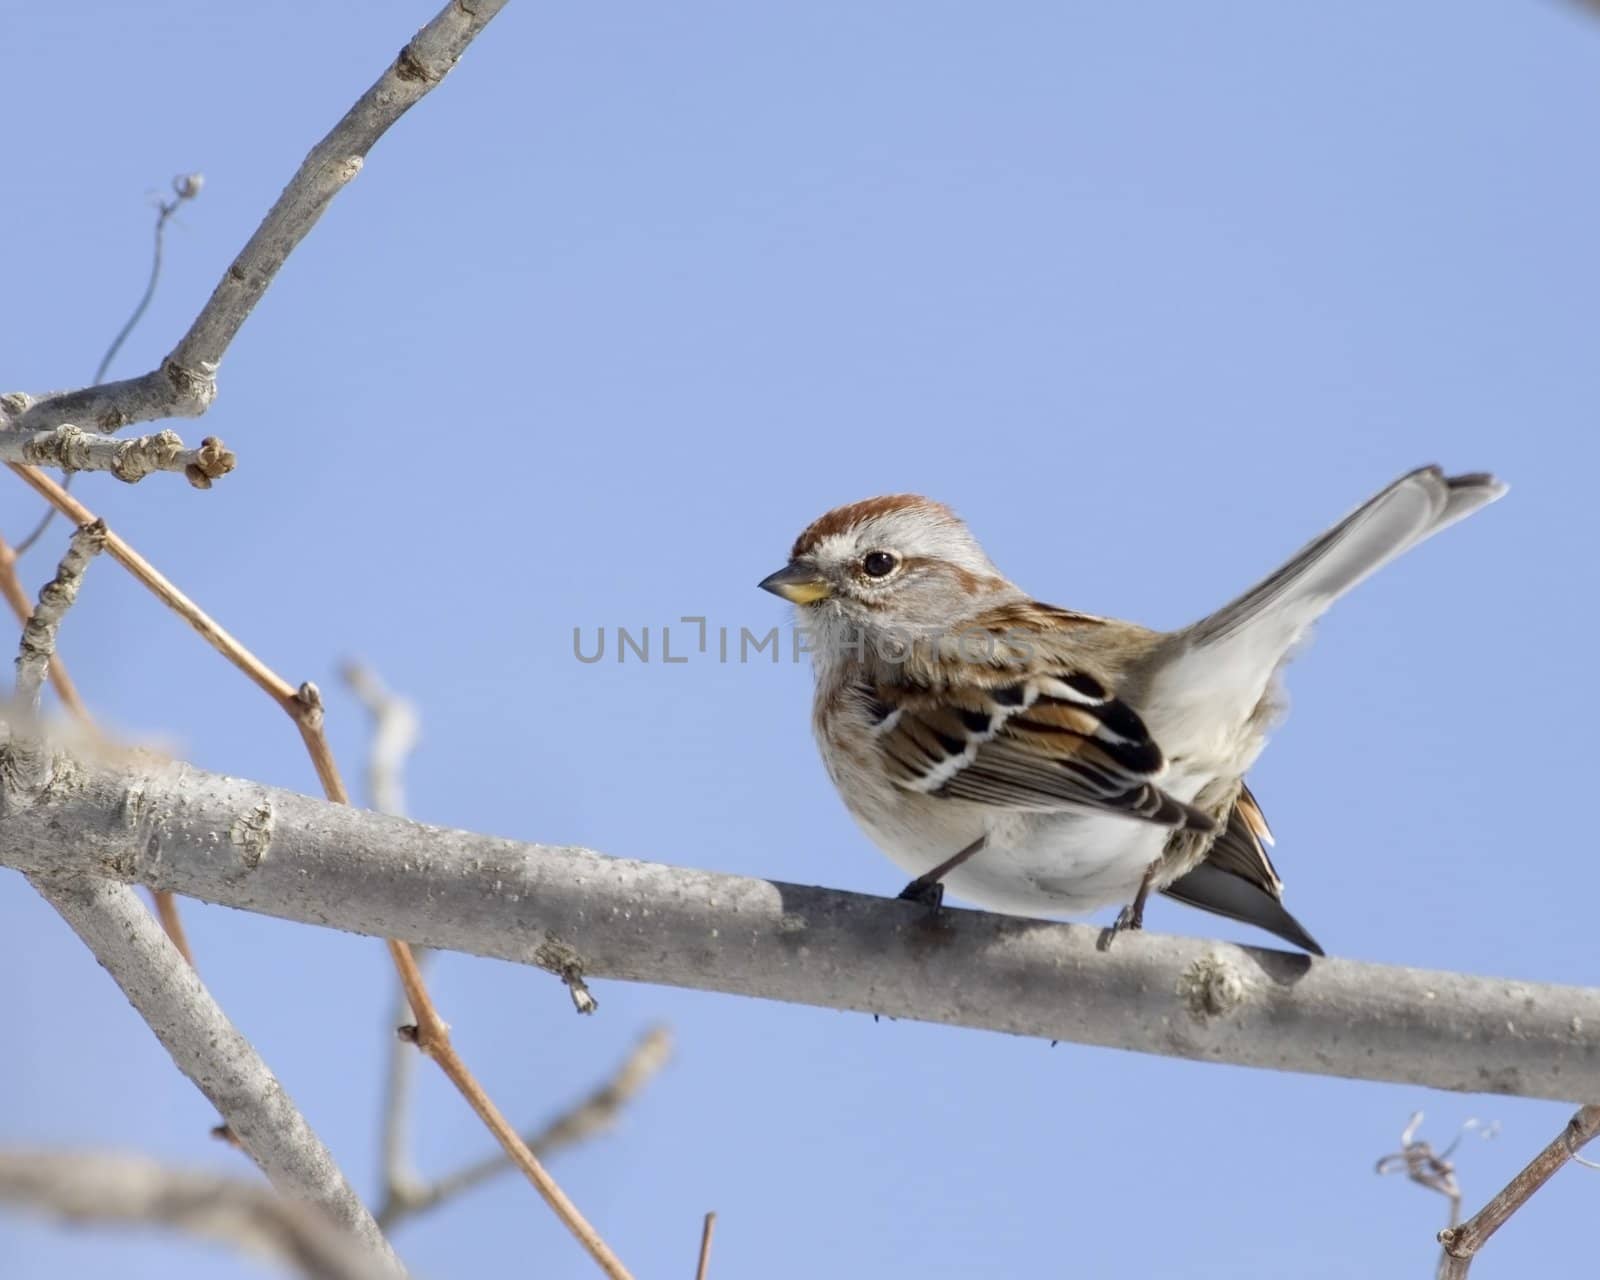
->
[3,749,1597,1103]
[4,0,508,434]
[24,872,404,1276]
[0,1149,393,1280]
[0,426,235,487]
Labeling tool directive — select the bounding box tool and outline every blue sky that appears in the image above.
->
[3,2,1598,1276]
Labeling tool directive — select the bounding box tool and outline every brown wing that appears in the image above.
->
[863,669,1216,833]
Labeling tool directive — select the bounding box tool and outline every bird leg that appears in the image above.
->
[1098,861,1161,950]
[897,836,986,909]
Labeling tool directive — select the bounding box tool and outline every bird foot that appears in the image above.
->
[896,878,945,910]
[1096,900,1145,952]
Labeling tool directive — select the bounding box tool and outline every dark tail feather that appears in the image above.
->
[1161,861,1324,956]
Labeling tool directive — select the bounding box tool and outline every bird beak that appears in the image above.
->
[758,562,832,604]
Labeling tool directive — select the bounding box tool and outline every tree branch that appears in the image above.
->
[12,521,106,717]
[22,875,403,1275]
[379,1026,673,1229]
[0,1149,394,1280]
[1437,1105,1600,1276]
[0,535,89,721]
[2,747,1596,1102]
[0,426,235,488]
[695,1211,716,1280]
[1,466,635,1279]
[341,661,429,1219]
[3,0,509,436]
[5,172,203,557]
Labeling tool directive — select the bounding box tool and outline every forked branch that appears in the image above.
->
[4,0,509,436]
[5,465,635,1280]
[1437,1105,1600,1276]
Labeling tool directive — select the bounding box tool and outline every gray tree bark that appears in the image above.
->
[4,745,1595,1104]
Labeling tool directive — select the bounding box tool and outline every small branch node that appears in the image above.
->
[1176,951,1248,1021]
[185,436,237,489]
[295,681,327,728]
[536,939,600,1015]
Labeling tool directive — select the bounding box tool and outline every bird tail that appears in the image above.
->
[1160,861,1324,955]
[1186,466,1506,662]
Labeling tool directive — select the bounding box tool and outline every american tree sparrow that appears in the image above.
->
[760,467,1506,954]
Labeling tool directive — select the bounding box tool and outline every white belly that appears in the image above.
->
[869,807,1174,918]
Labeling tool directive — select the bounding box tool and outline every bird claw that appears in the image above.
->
[1096,900,1146,952]
[897,878,945,910]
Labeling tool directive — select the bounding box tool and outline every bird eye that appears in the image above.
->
[862,551,898,578]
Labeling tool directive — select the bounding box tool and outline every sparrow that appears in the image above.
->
[759,467,1506,954]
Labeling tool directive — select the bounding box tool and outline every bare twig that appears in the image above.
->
[20,877,402,1275]
[695,1211,717,1280]
[4,468,634,1279]
[5,0,509,437]
[0,1148,392,1280]
[7,173,202,556]
[6,519,107,794]
[9,464,301,709]
[0,535,90,721]
[97,175,207,387]
[12,521,106,716]
[1437,1105,1600,1277]
[0,425,235,487]
[3,749,1599,1102]
[1376,1112,1499,1231]
[341,661,420,820]
[379,1026,673,1228]
[341,661,428,1216]
[1376,1112,1498,1277]
[384,942,635,1278]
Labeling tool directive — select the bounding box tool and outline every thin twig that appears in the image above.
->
[1375,1112,1499,1232]
[1376,1112,1498,1277]
[12,521,106,716]
[5,466,635,1279]
[379,1026,673,1229]
[341,661,428,1216]
[0,1148,392,1280]
[386,942,634,1278]
[7,174,203,556]
[9,464,299,707]
[1437,1105,1600,1277]
[5,1,509,436]
[0,535,89,721]
[6,519,106,793]
[0,426,235,487]
[98,175,207,387]
[341,661,420,820]
[695,1211,717,1280]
